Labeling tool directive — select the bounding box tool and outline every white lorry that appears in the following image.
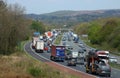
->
[35,40,44,53]
[71,51,78,58]
[32,37,39,49]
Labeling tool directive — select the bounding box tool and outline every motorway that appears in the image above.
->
[24,39,120,78]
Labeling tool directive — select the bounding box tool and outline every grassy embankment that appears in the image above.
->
[0,40,79,78]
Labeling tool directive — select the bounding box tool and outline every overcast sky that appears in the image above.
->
[6,0,120,14]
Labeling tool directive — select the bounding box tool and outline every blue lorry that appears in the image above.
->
[50,45,65,62]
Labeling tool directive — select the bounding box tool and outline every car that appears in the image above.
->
[67,58,76,66]
[78,42,84,47]
[109,56,117,63]
[96,60,111,77]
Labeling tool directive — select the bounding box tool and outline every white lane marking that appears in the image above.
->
[24,42,97,78]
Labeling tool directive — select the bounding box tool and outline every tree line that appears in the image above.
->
[0,1,48,55]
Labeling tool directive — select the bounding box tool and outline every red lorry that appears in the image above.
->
[50,45,65,62]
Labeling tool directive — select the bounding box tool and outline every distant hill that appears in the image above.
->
[26,9,120,27]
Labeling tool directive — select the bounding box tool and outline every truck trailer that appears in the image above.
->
[32,37,39,49]
[50,45,65,62]
[35,40,44,53]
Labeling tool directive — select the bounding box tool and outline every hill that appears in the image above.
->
[26,9,120,27]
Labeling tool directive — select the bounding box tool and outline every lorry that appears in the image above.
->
[32,37,39,49]
[76,50,85,65]
[50,45,65,62]
[85,50,111,77]
[65,51,78,66]
[72,34,79,43]
[35,40,44,53]
[65,50,78,60]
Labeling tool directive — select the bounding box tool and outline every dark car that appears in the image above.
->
[67,58,76,66]
[96,60,111,77]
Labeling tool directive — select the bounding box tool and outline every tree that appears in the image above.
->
[74,23,89,35]
[0,1,30,55]
[98,19,118,43]
[88,22,102,44]
[31,21,46,34]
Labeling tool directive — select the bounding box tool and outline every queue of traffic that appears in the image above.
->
[31,30,112,77]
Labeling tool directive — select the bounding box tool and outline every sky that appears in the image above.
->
[6,0,120,14]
